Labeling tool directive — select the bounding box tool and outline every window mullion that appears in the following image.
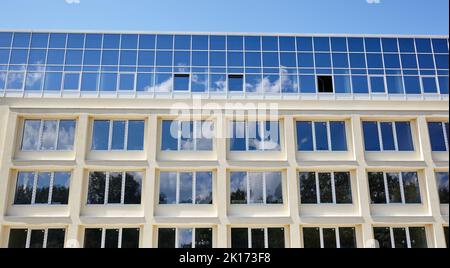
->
[105,172,110,205]
[442,122,449,151]
[326,121,332,152]
[192,172,196,205]
[315,172,321,204]
[177,121,182,151]
[118,228,123,249]
[175,228,179,249]
[124,120,129,150]
[48,172,55,205]
[245,121,249,151]
[108,120,113,151]
[319,228,324,249]
[389,228,395,248]
[192,228,196,249]
[392,122,399,151]
[176,172,180,204]
[246,172,251,205]
[31,172,38,204]
[335,228,341,249]
[264,228,269,249]
[121,172,126,205]
[248,228,252,248]
[399,172,406,204]
[331,172,337,204]
[54,120,60,150]
[383,172,390,204]
[405,227,412,248]
[193,121,197,151]
[43,229,48,249]
[377,122,384,151]
[312,121,317,151]
[25,228,31,249]
[261,121,265,151]
[37,120,44,151]
[101,228,106,249]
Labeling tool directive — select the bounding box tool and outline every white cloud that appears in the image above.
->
[65,0,80,4]
[366,0,381,4]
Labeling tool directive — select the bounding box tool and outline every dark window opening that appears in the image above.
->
[317,76,334,93]
[228,74,244,92]
[174,74,190,91]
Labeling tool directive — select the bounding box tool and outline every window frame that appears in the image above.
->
[302,227,357,248]
[157,227,213,248]
[296,120,348,152]
[83,227,140,248]
[230,171,284,205]
[161,120,214,152]
[8,228,66,248]
[13,171,71,205]
[299,171,352,204]
[373,226,428,248]
[230,227,286,249]
[427,121,449,152]
[91,119,145,151]
[363,121,415,152]
[21,119,76,152]
[229,120,281,152]
[158,171,213,205]
[87,171,143,205]
[368,171,422,204]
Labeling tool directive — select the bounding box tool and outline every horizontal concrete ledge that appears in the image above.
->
[365,161,428,167]
[84,160,149,167]
[433,161,450,168]
[12,160,77,167]
[156,161,220,168]
[3,216,72,225]
[153,217,221,224]
[226,217,293,225]
[79,217,146,225]
[299,216,365,225]
[296,161,359,167]
[226,161,290,168]
[371,216,435,224]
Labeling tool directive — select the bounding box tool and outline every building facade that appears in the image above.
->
[0,31,448,248]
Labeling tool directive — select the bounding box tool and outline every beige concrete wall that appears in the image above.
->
[0,97,448,248]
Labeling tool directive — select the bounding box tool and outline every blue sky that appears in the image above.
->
[0,0,448,35]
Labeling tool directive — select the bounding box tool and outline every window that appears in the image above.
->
[228,75,244,92]
[159,171,213,205]
[14,171,70,205]
[445,227,449,248]
[368,172,421,204]
[21,119,76,151]
[299,172,352,204]
[84,228,140,248]
[436,172,449,204]
[317,76,333,93]
[297,121,347,152]
[8,228,66,248]
[230,172,283,205]
[362,121,414,151]
[229,121,281,151]
[373,227,428,248]
[87,171,142,205]
[161,120,213,151]
[231,228,285,248]
[158,228,212,248]
[428,122,449,152]
[302,227,357,248]
[91,120,145,151]
[174,74,190,91]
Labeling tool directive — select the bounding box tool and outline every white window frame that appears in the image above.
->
[157,227,213,248]
[231,171,283,205]
[429,121,449,151]
[232,227,285,249]
[369,121,414,152]
[159,171,213,205]
[166,120,214,151]
[92,119,133,151]
[9,228,66,248]
[14,171,70,205]
[303,227,357,248]
[371,171,421,204]
[21,119,75,152]
[231,121,281,152]
[379,226,426,248]
[84,227,140,248]
[88,171,142,205]
[298,120,347,152]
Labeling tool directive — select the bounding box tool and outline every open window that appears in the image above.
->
[228,74,244,92]
[317,76,333,93]
[174,74,190,91]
